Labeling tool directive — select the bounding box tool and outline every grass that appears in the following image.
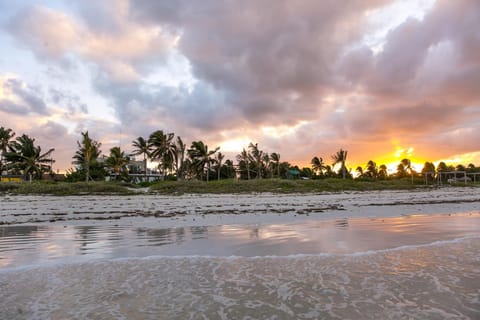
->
[1,178,477,196]
[148,178,438,194]
[0,181,135,196]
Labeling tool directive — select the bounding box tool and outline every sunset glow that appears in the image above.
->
[0,0,479,172]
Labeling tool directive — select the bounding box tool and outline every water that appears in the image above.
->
[1,213,480,319]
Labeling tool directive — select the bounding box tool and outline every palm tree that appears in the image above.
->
[188,141,219,181]
[72,131,102,182]
[262,153,271,178]
[396,163,407,178]
[131,136,151,181]
[248,143,263,179]
[105,146,130,179]
[378,164,388,179]
[5,134,55,179]
[0,127,15,174]
[149,130,175,177]
[356,166,364,178]
[270,152,280,178]
[237,148,251,180]
[216,152,225,180]
[324,165,334,177]
[401,158,414,183]
[311,156,325,176]
[332,149,348,179]
[175,136,186,180]
[366,160,378,179]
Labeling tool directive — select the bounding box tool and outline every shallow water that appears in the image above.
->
[1,213,480,319]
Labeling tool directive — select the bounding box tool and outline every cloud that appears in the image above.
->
[2,0,479,170]
[7,5,178,83]
[0,77,48,115]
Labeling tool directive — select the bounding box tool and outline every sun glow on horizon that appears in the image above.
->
[219,138,252,153]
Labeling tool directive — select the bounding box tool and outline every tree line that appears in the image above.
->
[1,126,479,182]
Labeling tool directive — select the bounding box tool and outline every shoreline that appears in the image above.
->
[1,187,479,228]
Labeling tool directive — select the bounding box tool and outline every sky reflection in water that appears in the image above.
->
[1,212,479,269]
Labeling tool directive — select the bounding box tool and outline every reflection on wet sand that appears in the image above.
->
[0,212,479,269]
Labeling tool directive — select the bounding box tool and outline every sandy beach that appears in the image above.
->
[1,187,480,319]
[1,187,480,227]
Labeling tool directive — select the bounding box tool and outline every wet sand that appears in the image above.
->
[1,217,479,319]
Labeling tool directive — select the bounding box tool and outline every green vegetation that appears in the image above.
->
[0,181,134,196]
[148,178,439,195]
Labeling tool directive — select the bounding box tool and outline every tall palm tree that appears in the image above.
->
[311,156,325,176]
[216,152,225,180]
[332,149,348,179]
[72,131,102,182]
[188,141,219,181]
[237,148,251,180]
[0,127,15,174]
[105,146,130,179]
[175,136,186,180]
[248,143,263,179]
[131,136,151,181]
[5,134,55,179]
[149,130,175,177]
[270,152,280,178]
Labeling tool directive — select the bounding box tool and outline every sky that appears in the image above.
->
[0,0,479,173]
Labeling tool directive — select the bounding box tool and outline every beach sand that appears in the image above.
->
[1,187,479,227]
[1,187,480,319]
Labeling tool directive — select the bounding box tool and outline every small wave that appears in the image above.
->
[1,235,479,275]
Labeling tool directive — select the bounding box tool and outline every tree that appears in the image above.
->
[5,134,54,179]
[421,161,436,182]
[262,153,271,178]
[248,142,263,179]
[311,156,325,176]
[175,136,186,180]
[467,163,477,173]
[401,158,415,183]
[436,161,448,173]
[222,159,236,179]
[72,131,102,182]
[270,152,281,178]
[131,136,151,180]
[356,166,364,178]
[237,148,251,180]
[188,141,219,181]
[366,160,378,179]
[105,146,130,179]
[324,165,335,178]
[396,163,407,178]
[332,149,348,179]
[378,164,388,179]
[216,152,225,180]
[149,130,175,176]
[0,127,15,174]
